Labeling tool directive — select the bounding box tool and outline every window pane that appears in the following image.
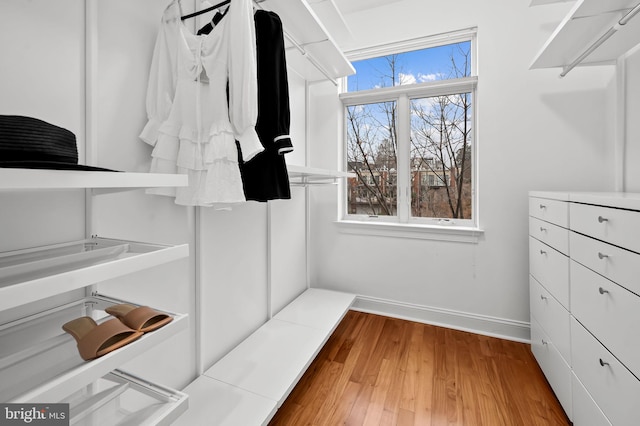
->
[346,102,397,216]
[347,41,471,92]
[410,93,472,220]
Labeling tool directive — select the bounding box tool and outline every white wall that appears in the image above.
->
[623,47,640,191]
[0,0,87,318]
[308,0,617,340]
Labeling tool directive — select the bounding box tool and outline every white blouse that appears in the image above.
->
[140,0,263,206]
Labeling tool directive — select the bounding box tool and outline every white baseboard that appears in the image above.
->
[351,295,531,343]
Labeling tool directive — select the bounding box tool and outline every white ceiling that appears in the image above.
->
[307,0,405,47]
[330,0,404,15]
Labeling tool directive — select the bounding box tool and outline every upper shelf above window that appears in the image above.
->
[531,0,640,75]
[530,0,572,6]
[0,168,187,193]
[260,0,355,83]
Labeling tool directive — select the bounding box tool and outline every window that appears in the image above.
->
[340,29,478,234]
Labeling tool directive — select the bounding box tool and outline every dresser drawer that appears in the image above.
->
[530,275,570,362]
[529,197,568,227]
[570,260,640,379]
[571,318,640,426]
[570,232,640,296]
[529,237,569,309]
[529,217,569,255]
[571,373,611,426]
[570,202,640,254]
[531,318,572,418]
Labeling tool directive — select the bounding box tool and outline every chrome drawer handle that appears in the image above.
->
[598,252,609,259]
[540,250,547,255]
[598,216,608,223]
[599,287,609,295]
[540,294,547,300]
[540,227,547,232]
[539,204,546,209]
[541,339,548,345]
[599,358,610,367]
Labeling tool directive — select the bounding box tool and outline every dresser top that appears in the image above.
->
[529,191,640,211]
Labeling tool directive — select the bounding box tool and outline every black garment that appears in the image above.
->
[239,9,293,202]
[197,9,294,201]
[197,10,226,36]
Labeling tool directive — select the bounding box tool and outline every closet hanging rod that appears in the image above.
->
[181,0,339,85]
[561,2,640,77]
[181,0,228,20]
[251,0,339,85]
[181,0,266,20]
[282,31,338,85]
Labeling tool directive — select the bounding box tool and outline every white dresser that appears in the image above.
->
[529,191,640,426]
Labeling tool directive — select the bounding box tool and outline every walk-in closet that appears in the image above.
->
[1,0,639,424]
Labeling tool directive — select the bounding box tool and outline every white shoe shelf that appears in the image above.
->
[174,288,355,426]
[0,237,189,312]
[0,168,190,425]
[67,369,188,426]
[0,294,188,411]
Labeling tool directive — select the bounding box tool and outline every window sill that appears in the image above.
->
[335,220,484,243]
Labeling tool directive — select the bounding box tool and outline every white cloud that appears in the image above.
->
[396,72,442,85]
[397,72,416,85]
[418,73,439,82]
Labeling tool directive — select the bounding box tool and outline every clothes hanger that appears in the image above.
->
[181,0,230,21]
[197,9,227,35]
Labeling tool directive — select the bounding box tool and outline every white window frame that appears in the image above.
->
[337,28,483,243]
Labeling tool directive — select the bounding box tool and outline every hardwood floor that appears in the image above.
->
[269,310,569,426]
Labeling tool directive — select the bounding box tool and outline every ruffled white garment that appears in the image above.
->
[140,0,263,206]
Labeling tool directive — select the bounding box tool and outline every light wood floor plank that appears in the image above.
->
[269,311,569,426]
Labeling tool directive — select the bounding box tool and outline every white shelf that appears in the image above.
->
[67,369,188,426]
[531,0,640,70]
[0,168,188,192]
[260,0,355,82]
[273,287,357,333]
[0,237,189,312]
[0,294,188,403]
[530,0,573,6]
[176,376,277,426]
[287,164,355,185]
[175,288,355,425]
[205,319,328,402]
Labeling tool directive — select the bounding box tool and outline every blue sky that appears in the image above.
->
[347,41,470,92]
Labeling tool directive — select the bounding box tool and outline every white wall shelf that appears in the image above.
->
[287,164,355,185]
[0,168,188,193]
[175,288,355,426]
[530,0,573,6]
[531,0,640,73]
[0,294,188,404]
[67,369,188,426]
[260,0,355,82]
[0,237,189,312]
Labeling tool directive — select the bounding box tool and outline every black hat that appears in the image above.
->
[0,115,117,172]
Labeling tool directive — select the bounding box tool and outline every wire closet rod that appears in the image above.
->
[561,2,640,77]
[181,0,267,20]
[182,0,338,85]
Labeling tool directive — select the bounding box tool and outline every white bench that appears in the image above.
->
[175,288,356,426]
